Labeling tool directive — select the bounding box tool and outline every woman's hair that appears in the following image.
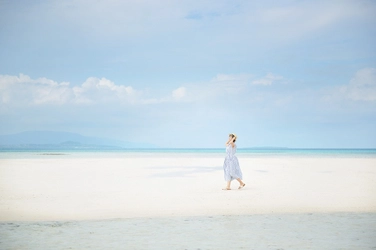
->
[229,133,237,142]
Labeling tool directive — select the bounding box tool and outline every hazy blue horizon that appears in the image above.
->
[1,130,375,150]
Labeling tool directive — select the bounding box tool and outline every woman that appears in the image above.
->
[222,133,245,190]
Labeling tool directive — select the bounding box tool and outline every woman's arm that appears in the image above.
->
[229,138,235,148]
[225,137,230,146]
[226,137,235,147]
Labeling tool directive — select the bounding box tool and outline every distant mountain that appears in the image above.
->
[0,131,156,149]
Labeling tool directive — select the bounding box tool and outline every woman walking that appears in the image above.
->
[223,133,245,190]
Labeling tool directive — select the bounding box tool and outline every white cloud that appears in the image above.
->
[0,73,69,87]
[248,0,374,45]
[168,72,282,103]
[0,74,140,106]
[261,4,345,31]
[340,68,376,101]
[172,87,186,100]
[252,73,283,85]
[73,77,137,104]
[0,74,72,105]
[0,74,183,107]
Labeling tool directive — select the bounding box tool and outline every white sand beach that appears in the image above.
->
[1,155,375,221]
[1,154,376,249]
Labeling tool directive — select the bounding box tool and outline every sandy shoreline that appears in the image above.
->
[0,155,375,221]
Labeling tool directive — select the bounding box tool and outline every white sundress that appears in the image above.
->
[223,144,243,181]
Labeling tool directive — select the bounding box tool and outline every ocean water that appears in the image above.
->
[0,148,375,159]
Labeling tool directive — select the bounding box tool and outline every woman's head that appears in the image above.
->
[229,133,237,142]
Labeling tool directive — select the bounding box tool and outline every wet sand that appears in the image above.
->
[1,213,376,249]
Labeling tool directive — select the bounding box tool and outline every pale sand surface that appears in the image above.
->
[0,155,376,249]
[0,156,375,221]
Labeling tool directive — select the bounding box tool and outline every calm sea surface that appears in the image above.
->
[0,148,376,159]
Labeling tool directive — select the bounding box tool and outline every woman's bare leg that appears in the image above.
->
[222,181,231,190]
[237,178,245,188]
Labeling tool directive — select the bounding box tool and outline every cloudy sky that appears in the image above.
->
[0,0,375,148]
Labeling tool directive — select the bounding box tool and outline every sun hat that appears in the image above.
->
[229,133,237,140]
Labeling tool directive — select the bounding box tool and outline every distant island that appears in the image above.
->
[0,131,155,149]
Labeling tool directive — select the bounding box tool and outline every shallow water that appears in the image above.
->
[1,213,375,250]
[1,148,376,159]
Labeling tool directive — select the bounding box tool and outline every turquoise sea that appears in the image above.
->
[1,148,376,159]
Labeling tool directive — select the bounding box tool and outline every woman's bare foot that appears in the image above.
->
[238,183,245,189]
[222,187,231,190]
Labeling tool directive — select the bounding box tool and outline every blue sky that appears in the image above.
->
[0,0,375,148]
